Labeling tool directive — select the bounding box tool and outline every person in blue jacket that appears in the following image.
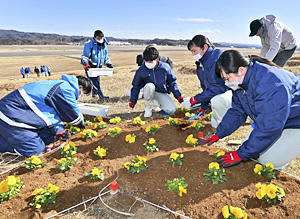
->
[81,30,113,100]
[20,67,25,78]
[205,50,300,169]
[187,35,231,128]
[0,75,91,157]
[129,46,183,117]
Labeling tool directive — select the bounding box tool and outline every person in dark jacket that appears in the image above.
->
[129,46,183,117]
[0,75,91,157]
[187,35,231,128]
[81,30,113,100]
[205,50,300,169]
[34,66,40,77]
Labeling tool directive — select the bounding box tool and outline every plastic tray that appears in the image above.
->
[87,68,113,77]
[78,102,109,117]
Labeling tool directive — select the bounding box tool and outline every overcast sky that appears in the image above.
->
[1,0,299,44]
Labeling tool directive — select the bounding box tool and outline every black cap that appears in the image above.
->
[249,19,262,37]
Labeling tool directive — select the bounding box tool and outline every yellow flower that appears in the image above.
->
[256,188,266,199]
[71,151,76,155]
[208,162,220,170]
[254,164,263,173]
[178,185,187,197]
[145,126,151,133]
[149,138,156,144]
[35,195,41,201]
[243,213,248,219]
[94,115,103,122]
[64,144,70,151]
[0,181,9,193]
[214,171,217,176]
[266,184,278,199]
[31,157,42,165]
[170,153,179,160]
[69,142,75,147]
[153,124,159,128]
[185,112,191,117]
[48,183,60,193]
[92,168,101,176]
[180,154,184,158]
[124,162,131,170]
[6,176,16,185]
[73,157,78,162]
[32,188,44,196]
[216,151,225,157]
[255,182,262,188]
[136,155,147,163]
[191,121,197,128]
[181,106,185,111]
[133,162,140,167]
[266,162,274,170]
[97,148,107,157]
[129,137,135,143]
[230,206,244,218]
[222,205,230,218]
[125,134,132,142]
[35,204,41,209]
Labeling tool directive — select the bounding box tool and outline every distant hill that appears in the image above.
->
[0,29,263,49]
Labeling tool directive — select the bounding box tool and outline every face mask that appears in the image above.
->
[193,53,202,61]
[225,80,240,91]
[145,60,157,69]
[79,88,83,98]
[96,39,104,44]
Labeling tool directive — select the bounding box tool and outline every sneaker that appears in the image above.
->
[144,107,152,118]
[160,110,168,116]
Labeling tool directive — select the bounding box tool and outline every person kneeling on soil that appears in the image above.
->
[0,75,91,157]
[187,35,231,128]
[129,46,183,117]
[204,50,300,170]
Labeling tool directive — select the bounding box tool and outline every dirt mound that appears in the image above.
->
[175,65,196,75]
[0,115,300,219]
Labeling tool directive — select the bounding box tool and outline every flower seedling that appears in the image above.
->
[185,112,196,120]
[124,155,147,174]
[61,142,77,157]
[203,162,227,184]
[145,124,159,135]
[109,116,121,124]
[185,134,198,147]
[56,157,77,172]
[191,121,205,132]
[255,182,285,204]
[143,138,159,152]
[0,176,24,203]
[94,121,107,131]
[93,146,108,158]
[84,120,93,126]
[25,156,46,169]
[86,167,104,180]
[222,205,247,219]
[125,134,136,143]
[132,116,145,126]
[168,117,179,126]
[168,152,184,166]
[205,112,213,121]
[108,127,122,137]
[30,183,59,209]
[80,129,98,140]
[69,126,80,135]
[94,115,103,122]
[180,106,190,114]
[213,149,225,159]
[165,177,188,197]
[254,163,276,179]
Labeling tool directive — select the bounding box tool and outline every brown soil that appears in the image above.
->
[0,114,300,219]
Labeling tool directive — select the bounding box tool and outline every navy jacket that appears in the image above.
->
[195,47,228,109]
[130,62,181,104]
[216,60,300,160]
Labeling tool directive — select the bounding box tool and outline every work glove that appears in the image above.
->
[204,134,220,145]
[177,97,184,103]
[189,96,197,106]
[198,108,205,115]
[129,102,135,108]
[217,151,242,167]
[106,63,113,68]
[55,130,70,143]
[84,63,90,71]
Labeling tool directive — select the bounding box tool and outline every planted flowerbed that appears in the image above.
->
[0,112,300,218]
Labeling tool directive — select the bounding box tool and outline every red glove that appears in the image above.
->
[217,151,242,167]
[177,97,184,103]
[84,63,90,71]
[190,96,197,106]
[199,108,205,114]
[55,130,70,143]
[204,134,220,145]
[129,102,135,108]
